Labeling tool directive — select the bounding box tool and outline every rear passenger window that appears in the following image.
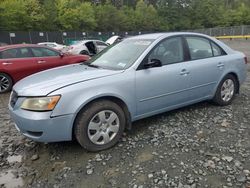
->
[211,42,224,56]
[186,37,213,60]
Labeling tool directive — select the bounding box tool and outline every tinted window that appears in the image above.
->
[186,37,213,60]
[19,48,33,58]
[211,42,224,56]
[31,47,59,57]
[148,37,184,65]
[0,49,18,59]
[0,48,32,59]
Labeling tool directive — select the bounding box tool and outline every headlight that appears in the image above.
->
[21,95,61,111]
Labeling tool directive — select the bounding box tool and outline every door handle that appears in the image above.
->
[2,62,12,65]
[37,60,46,64]
[180,69,190,75]
[217,62,224,68]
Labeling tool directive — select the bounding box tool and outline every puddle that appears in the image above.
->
[7,155,22,163]
[0,170,24,188]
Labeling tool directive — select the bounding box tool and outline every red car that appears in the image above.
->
[0,44,89,93]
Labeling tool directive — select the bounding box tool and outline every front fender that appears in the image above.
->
[50,70,136,120]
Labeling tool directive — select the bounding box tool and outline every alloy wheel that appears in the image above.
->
[221,79,235,102]
[0,75,10,92]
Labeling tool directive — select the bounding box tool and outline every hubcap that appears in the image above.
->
[0,75,10,92]
[221,79,235,102]
[88,110,120,145]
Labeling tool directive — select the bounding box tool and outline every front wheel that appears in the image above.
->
[74,100,126,151]
[0,73,13,93]
[213,74,238,106]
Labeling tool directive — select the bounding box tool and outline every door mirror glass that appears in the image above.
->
[144,59,162,69]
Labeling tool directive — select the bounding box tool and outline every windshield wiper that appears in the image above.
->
[83,62,101,69]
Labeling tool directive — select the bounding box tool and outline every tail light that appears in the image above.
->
[244,56,248,64]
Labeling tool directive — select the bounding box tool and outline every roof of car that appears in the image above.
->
[0,44,54,51]
[129,32,209,40]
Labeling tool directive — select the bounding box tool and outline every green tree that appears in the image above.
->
[24,0,45,30]
[41,0,58,30]
[0,0,29,30]
[0,0,44,31]
[189,0,224,28]
[56,0,96,31]
[135,0,167,31]
[94,3,123,31]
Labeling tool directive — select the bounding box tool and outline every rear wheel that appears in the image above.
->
[213,74,238,106]
[0,73,12,93]
[74,100,126,151]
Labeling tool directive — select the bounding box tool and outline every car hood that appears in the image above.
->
[14,64,124,96]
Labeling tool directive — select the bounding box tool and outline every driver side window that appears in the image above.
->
[148,37,184,66]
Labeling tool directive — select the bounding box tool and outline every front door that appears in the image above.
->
[135,37,192,117]
[0,47,37,81]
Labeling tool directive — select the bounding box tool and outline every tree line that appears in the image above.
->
[0,0,250,32]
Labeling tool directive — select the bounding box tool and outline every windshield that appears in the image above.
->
[86,39,154,70]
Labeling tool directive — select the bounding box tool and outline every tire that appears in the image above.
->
[80,50,89,55]
[74,100,126,151]
[213,74,238,106]
[0,73,13,93]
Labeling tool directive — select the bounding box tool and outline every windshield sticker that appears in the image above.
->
[118,63,126,67]
[134,41,151,45]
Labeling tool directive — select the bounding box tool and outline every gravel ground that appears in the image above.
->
[0,40,250,188]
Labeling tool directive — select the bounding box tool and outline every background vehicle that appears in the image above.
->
[106,36,123,45]
[9,33,247,151]
[0,44,89,93]
[66,40,108,56]
[38,42,66,51]
[0,42,8,47]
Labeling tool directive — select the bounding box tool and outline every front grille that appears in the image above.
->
[10,91,18,108]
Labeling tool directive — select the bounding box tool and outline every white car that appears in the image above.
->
[67,40,108,56]
[38,42,66,51]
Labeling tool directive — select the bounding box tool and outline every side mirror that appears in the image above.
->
[59,52,64,58]
[144,59,162,69]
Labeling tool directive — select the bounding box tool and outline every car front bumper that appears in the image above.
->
[9,106,75,143]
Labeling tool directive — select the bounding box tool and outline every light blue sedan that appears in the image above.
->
[9,33,248,151]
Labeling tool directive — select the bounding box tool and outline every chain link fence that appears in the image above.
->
[1,26,250,45]
[0,31,150,45]
[188,25,250,36]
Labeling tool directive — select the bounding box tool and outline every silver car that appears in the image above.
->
[9,32,247,151]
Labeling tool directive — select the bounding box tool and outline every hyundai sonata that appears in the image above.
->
[9,33,247,151]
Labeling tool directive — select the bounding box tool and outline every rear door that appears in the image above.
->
[30,47,67,72]
[183,36,227,100]
[0,47,38,82]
